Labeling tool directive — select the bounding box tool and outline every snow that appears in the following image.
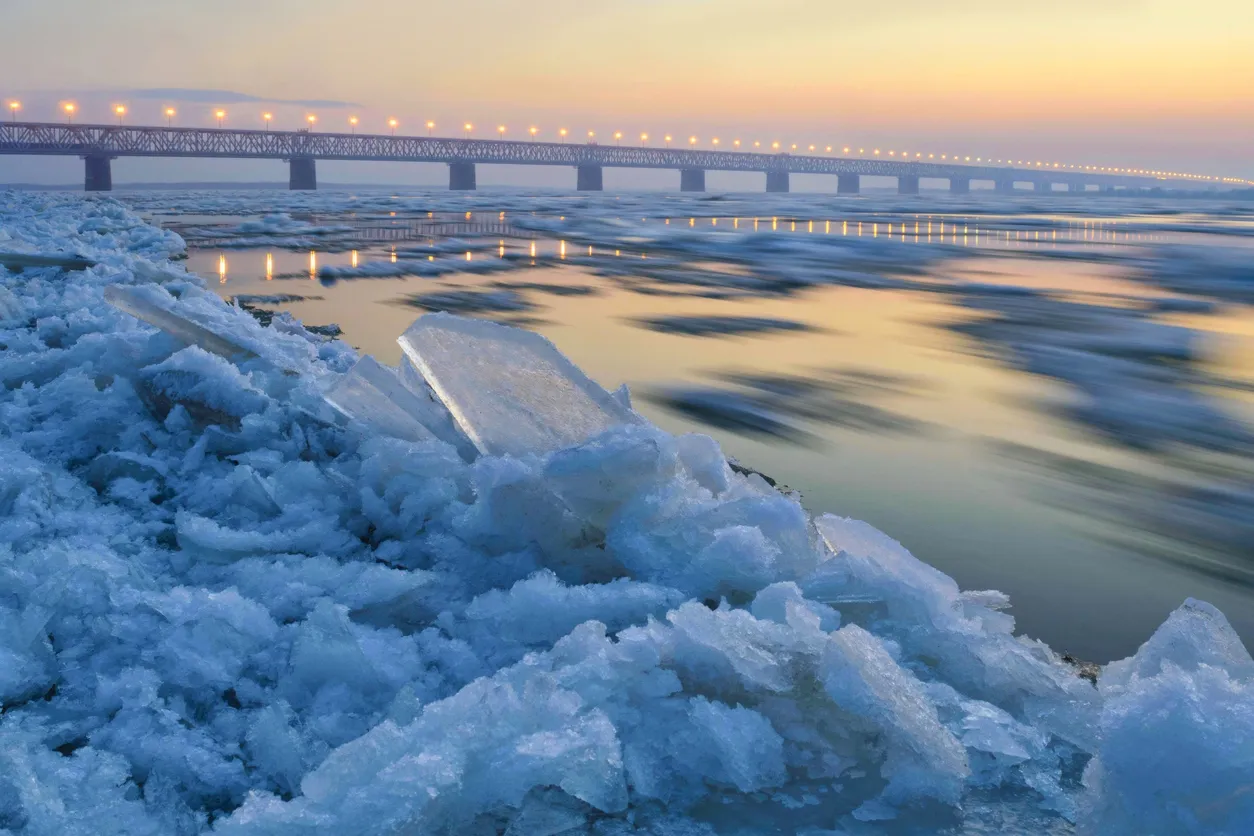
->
[1,190,1252,835]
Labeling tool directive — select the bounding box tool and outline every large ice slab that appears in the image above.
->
[324,356,441,444]
[104,283,261,364]
[398,313,640,457]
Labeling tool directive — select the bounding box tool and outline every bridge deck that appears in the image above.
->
[0,122,1168,189]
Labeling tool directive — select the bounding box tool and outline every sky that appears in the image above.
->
[2,0,1250,187]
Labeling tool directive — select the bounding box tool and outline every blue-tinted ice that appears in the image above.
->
[398,312,641,457]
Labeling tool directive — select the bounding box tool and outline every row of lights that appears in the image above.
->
[7,100,1250,186]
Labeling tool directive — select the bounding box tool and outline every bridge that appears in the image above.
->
[0,121,1181,195]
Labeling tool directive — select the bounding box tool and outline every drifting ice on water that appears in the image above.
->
[0,192,1251,836]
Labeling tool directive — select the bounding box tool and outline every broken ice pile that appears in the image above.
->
[1,190,1252,836]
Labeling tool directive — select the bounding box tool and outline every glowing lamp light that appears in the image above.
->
[530,126,539,138]
[307,114,317,127]
[8,101,19,121]
[689,136,697,145]
[262,112,273,129]
[498,125,506,137]
[215,109,226,127]
[772,141,780,151]
[641,133,648,142]
[164,107,176,126]
[64,102,77,123]
[389,118,399,136]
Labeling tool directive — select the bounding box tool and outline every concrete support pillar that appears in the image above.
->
[680,168,705,192]
[1069,183,1087,194]
[576,164,603,191]
[897,174,920,195]
[765,171,790,193]
[449,162,477,191]
[949,177,970,195]
[994,178,1016,195]
[84,155,112,192]
[837,173,860,195]
[288,157,317,191]
[1034,181,1051,194]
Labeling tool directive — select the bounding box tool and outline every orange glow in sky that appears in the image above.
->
[1,0,1250,181]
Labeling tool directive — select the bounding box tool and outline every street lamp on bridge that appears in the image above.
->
[263,112,272,130]
[427,120,434,136]
[641,133,648,144]
[530,126,538,140]
[664,135,671,147]
[8,101,19,121]
[390,118,399,136]
[349,116,358,134]
[559,128,568,142]
[464,123,473,138]
[165,107,175,127]
[114,105,126,125]
[63,102,76,124]
[498,125,506,139]
[614,131,622,145]
[307,114,317,130]
[215,110,226,128]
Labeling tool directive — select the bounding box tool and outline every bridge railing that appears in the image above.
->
[0,122,1165,188]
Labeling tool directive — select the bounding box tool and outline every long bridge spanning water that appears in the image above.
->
[0,121,1183,195]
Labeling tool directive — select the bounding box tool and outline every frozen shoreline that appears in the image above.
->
[1,192,1251,835]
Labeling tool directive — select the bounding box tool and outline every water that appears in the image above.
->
[131,189,1254,663]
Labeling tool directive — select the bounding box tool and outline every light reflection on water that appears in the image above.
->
[188,204,1254,663]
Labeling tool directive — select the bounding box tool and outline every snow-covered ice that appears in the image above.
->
[1,191,1252,835]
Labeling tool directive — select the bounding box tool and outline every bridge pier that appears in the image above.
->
[449,162,477,191]
[949,177,970,195]
[1034,181,1052,194]
[1069,183,1087,194]
[289,157,317,191]
[837,173,860,195]
[680,168,705,192]
[765,171,789,193]
[994,178,1016,195]
[576,165,603,191]
[897,175,920,195]
[84,155,113,192]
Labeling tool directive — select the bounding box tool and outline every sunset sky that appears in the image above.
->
[3,0,1250,186]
